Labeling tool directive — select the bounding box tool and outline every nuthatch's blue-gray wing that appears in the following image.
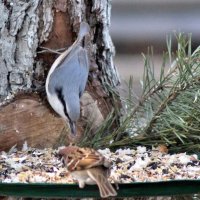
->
[45,22,90,135]
[77,48,90,97]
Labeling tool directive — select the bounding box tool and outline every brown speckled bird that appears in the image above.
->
[59,146,117,198]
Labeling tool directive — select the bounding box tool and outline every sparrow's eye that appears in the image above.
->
[68,156,72,160]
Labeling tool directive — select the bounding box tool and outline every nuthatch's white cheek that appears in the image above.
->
[48,94,67,121]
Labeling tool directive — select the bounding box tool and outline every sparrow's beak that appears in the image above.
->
[69,121,76,135]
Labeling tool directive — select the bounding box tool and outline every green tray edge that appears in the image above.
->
[0,180,200,198]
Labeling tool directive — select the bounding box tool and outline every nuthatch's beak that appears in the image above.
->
[69,121,76,135]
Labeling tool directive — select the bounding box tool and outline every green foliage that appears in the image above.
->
[79,33,200,153]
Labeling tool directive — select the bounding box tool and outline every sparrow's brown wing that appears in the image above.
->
[77,148,106,169]
[59,146,111,171]
[87,167,117,198]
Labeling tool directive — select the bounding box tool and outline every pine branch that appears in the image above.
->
[80,33,200,153]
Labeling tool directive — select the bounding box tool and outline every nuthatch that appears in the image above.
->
[45,22,90,135]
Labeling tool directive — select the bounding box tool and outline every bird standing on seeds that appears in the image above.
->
[59,146,117,198]
[45,22,90,135]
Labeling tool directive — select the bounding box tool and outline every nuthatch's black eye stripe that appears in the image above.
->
[55,87,70,120]
[82,37,85,48]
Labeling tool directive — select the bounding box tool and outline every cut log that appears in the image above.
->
[0,96,67,151]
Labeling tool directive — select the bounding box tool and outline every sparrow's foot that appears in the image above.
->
[78,180,85,188]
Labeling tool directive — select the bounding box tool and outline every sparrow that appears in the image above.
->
[59,146,117,198]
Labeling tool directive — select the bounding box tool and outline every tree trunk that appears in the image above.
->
[0,0,120,151]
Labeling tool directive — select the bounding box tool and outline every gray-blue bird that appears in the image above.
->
[45,22,90,135]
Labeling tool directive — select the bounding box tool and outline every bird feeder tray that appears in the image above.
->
[0,147,199,198]
[0,180,200,198]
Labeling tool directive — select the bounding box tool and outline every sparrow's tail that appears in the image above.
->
[98,178,117,198]
[87,168,117,198]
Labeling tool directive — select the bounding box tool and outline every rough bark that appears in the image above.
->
[0,0,54,99]
[0,0,120,151]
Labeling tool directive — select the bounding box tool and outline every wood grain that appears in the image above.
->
[0,96,67,151]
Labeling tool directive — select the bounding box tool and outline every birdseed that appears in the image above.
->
[0,145,199,183]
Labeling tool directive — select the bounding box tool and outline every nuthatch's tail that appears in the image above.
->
[50,22,90,69]
[77,22,90,42]
[66,22,90,53]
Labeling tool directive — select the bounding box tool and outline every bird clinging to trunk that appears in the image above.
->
[45,22,90,135]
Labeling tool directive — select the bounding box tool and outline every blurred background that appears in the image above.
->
[110,0,200,96]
